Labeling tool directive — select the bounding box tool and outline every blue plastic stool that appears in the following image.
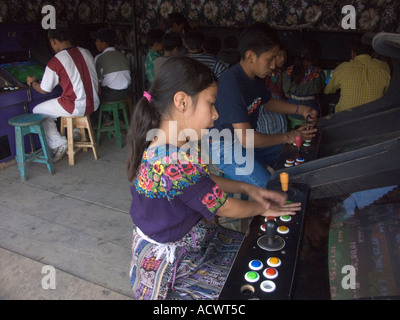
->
[8,114,54,181]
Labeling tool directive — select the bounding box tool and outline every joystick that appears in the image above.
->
[280,171,296,197]
[257,219,285,251]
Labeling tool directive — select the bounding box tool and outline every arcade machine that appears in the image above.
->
[271,32,400,200]
[220,33,400,300]
[219,173,309,300]
[0,24,62,164]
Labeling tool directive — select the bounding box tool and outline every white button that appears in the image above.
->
[260,280,276,293]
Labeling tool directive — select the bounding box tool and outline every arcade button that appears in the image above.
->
[305,139,311,143]
[280,215,292,222]
[286,159,294,164]
[245,271,260,283]
[249,260,264,271]
[303,142,311,147]
[260,280,276,293]
[277,226,289,234]
[284,162,293,168]
[260,223,266,232]
[267,257,281,267]
[263,267,278,279]
[294,161,302,166]
[296,158,305,163]
[265,216,276,222]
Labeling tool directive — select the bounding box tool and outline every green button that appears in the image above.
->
[285,201,292,204]
[282,215,290,220]
[247,271,258,280]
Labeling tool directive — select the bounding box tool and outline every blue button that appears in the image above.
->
[249,259,263,270]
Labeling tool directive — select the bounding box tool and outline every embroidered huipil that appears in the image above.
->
[129,145,228,243]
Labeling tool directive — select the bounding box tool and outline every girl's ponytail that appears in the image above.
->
[127,92,160,182]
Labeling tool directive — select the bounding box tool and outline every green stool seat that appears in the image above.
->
[96,100,129,148]
[8,114,54,181]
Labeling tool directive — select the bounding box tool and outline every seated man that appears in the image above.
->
[27,26,99,162]
[208,24,317,188]
[324,35,391,113]
[94,28,131,103]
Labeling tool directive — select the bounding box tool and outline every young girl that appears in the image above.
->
[283,39,325,123]
[127,56,301,300]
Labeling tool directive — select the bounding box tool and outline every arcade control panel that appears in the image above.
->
[273,118,320,171]
[219,174,309,300]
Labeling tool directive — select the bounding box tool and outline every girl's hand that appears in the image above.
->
[260,201,302,218]
[243,185,287,211]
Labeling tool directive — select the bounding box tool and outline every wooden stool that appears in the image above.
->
[8,114,54,181]
[60,115,98,166]
[96,100,129,148]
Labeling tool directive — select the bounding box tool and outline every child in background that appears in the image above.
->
[153,32,183,77]
[144,29,164,86]
[127,56,301,300]
[265,43,287,101]
[257,43,288,134]
[283,38,325,122]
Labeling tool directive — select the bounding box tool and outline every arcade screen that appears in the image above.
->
[293,184,400,300]
[328,185,400,299]
[0,61,45,84]
[324,70,334,85]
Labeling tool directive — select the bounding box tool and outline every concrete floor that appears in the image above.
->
[0,135,134,300]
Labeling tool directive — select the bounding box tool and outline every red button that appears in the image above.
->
[266,268,276,276]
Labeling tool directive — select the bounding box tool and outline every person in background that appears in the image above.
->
[167,12,188,36]
[324,35,391,113]
[203,36,222,57]
[144,29,164,85]
[127,55,301,300]
[257,42,288,134]
[153,32,183,77]
[209,24,317,188]
[185,30,227,77]
[27,26,99,162]
[217,35,240,68]
[283,38,325,123]
[94,28,131,126]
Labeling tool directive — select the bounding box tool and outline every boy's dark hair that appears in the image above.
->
[127,56,218,181]
[203,36,222,55]
[237,24,280,60]
[162,32,183,51]
[48,25,71,42]
[147,29,164,47]
[351,35,373,56]
[184,30,205,52]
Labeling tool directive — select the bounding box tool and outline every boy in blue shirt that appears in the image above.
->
[209,24,318,188]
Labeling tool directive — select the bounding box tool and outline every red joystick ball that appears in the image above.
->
[295,135,302,148]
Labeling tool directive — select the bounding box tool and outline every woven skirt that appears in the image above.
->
[129,220,244,300]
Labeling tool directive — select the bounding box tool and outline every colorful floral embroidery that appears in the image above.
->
[286,65,323,84]
[136,145,207,198]
[135,145,227,213]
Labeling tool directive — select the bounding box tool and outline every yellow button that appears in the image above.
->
[277,225,289,234]
[267,257,281,267]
